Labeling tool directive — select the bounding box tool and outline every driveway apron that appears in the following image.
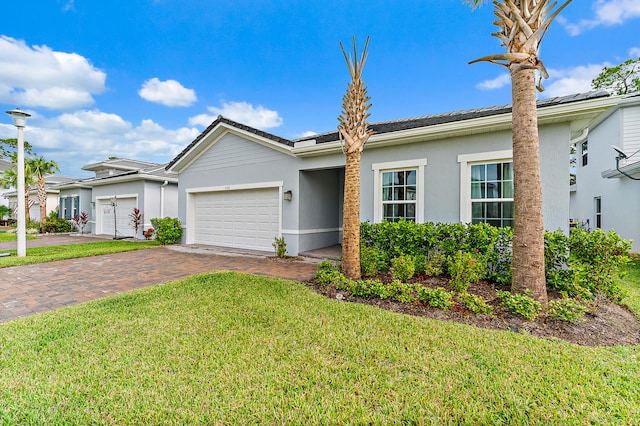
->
[0,246,320,323]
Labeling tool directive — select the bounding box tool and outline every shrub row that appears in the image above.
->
[317,261,589,323]
[361,221,512,284]
[360,220,631,301]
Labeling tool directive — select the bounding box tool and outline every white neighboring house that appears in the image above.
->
[3,175,78,222]
[570,92,640,251]
[53,158,179,238]
[0,159,11,212]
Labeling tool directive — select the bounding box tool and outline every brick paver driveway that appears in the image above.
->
[0,237,322,323]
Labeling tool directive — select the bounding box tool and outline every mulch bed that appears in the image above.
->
[307,272,640,347]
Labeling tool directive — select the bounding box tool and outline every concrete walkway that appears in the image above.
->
[0,234,325,323]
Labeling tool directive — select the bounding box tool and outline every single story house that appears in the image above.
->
[4,175,77,222]
[54,158,178,238]
[167,90,619,255]
[570,92,640,250]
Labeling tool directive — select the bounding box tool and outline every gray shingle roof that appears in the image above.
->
[166,90,612,171]
[297,90,612,144]
[82,158,160,172]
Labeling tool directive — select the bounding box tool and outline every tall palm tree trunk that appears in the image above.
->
[338,36,373,280]
[342,150,362,278]
[38,175,47,232]
[24,190,31,223]
[510,67,546,302]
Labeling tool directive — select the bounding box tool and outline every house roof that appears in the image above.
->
[297,90,613,144]
[0,158,12,172]
[166,90,616,171]
[79,162,177,187]
[3,175,78,197]
[165,115,294,172]
[82,158,160,173]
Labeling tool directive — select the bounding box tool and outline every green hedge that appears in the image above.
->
[360,220,632,299]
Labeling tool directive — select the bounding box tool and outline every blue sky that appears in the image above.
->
[1,0,639,177]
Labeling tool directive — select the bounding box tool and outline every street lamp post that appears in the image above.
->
[6,108,31,257]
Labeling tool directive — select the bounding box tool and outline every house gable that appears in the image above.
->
[167,116,294,173]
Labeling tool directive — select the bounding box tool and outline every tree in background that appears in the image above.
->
[1,164,36,222]
[466,0,573,304]
[592,57,640,95]
[0,138,34,160]
[338,36,374,280]
[28,156,60,232]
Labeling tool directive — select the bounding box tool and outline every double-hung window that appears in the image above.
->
[458,150,513,227]
[381,169,417,221]
[373,159,426,223]
[470,161,514,227]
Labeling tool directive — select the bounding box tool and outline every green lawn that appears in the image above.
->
[0,232,36,243]
[620,257,640,317]
[1,271,639,424]
[0,240,160,268]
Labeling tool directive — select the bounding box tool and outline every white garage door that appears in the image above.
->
[99,197,137,237]
[193,188,280,252]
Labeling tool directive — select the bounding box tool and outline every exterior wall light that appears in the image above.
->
[283,190,293,201]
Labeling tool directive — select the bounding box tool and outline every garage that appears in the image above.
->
[98,197,137,237]
[192,187,280,252]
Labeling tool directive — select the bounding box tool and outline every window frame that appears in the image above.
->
[581,140,588,167]
[372,159,426,223]
[458,150,513,224]
[594,196,602,229]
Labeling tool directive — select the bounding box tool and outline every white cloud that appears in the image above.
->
[62,0,75,11]
[138,78,197,107]
[296,131,317,139]
[542,64,608,98]
[472,63,610,98]
[561,0,640,35]
[5,109,200,177]
[476,74,511,90]
[630,47,640,58]
[0,35,106,110]
[190,101,283,129]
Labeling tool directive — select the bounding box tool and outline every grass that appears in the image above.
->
[1,271,639,424]
[0,240,160,268]
[620,257,640,317]
[0,232,36,243]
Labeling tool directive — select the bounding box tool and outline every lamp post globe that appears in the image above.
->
[6,108,31,257]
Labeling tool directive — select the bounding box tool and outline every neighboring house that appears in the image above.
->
[57,158,179,238]
[570,92,640,251]
[3,175,77,222]
[167,90,619,255]
[0,158,12,210]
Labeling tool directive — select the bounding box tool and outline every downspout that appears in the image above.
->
[160,181,169,218]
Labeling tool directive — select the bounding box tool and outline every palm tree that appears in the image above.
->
[466,0,572,304]
[338,36,374,280]
[1,163,36,222]
[28,156,60,232]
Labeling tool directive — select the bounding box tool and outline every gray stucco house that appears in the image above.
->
[167,91,618,255]
[570,92,640,250]
[54,158,178,238]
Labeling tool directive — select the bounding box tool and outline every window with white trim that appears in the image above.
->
[372,159,426,223]
[381,169,417,221]
[470,161,513,227]
[458,150,513,226]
